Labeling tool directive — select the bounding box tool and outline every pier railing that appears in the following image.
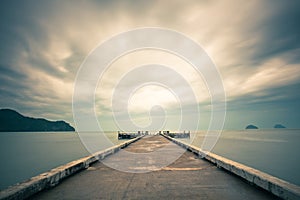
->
[0,136,143,200]
[161,133,300,200]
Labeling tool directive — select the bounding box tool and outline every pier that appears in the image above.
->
[118,131,149,140]
[1,135,300,200]
[161,130,190,138]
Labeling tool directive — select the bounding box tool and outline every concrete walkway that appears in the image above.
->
[30,136,279,200]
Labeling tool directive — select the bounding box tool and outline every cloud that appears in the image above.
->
[223,57,300,99]
[0,0,299,128]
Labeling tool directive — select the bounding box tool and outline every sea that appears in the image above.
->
[0,129,299,190]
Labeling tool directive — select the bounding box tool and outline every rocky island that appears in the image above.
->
[245,124,258,129]
[274,124,286,128]
[0,108,75,132]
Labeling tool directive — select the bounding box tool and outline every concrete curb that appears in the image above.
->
[0,136,143,200]
[161,134,300,200]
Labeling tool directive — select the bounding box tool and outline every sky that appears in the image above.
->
[0,0,299,130]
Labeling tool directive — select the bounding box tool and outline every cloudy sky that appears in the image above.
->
[0,0,299,130]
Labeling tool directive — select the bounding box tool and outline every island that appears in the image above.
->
[0,108,75,132]
[274,124,286,129]
[245,124,258,129]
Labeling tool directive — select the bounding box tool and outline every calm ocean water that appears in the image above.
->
[0,129,299,190]
[182,129,300,187]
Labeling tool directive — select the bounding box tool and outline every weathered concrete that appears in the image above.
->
[162,134,300,200]
[0,136,143,200]
[29,136,280,200]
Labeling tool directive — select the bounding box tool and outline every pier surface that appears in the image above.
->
[30,136,278,200]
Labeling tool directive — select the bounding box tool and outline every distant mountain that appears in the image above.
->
[0,109,75,132]
[274,124,286,129]
[245,124,258,129]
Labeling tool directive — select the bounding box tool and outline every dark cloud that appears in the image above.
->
[248,1,300,64]
[225,82,300,129]
[0,0,299,128]
[0,64,30,106]
[0,65,27,80]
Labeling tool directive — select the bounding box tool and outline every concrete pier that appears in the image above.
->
[161,130,190,138]
[27,135,283,200]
